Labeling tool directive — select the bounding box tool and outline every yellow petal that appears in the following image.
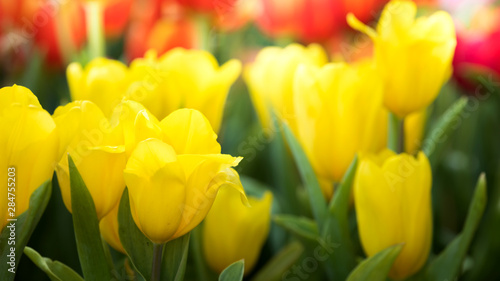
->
[354,151,432,280]
[203,188,272,274]
[160,109,221,155]
[67,58,128,117]
[0,85,58,227]
[99,203,125,253]
[172,154,247,238]
[124,138,186,243]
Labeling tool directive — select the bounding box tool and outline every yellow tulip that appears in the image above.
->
[293,61,387,197]
[123,109,248,244]
[67,58,128,117]
[53,100,126,220]
[405,109,427,154]
[244,43,328,132]
[109,100,163,158]
[348,0,456,117]
[99,203,125,253]
[354,149,432,280]
[0,85,59,229]
[126,49,241,132]
[203,189,272,275]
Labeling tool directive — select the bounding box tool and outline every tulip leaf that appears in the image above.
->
[321,156,358,280]
[329,155,358,216]
[118,188,154,280]
[68,155,113,281]
[282,121,327,229]
[161,233,190,281]
[219,259,245,281]
[270,114,302,216]
[424,173,487,280]
[23,246,84,281]
[273,215,319,241]
[423,97,468,157]
[0,180,51,281]
[251,241,304,281]
[346,244,403,281]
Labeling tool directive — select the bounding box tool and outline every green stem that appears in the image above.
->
[388,113,405,153]
[195,15,212,52]
[151,243,164,281]
[190,225,211,281]
[85,1,105,60]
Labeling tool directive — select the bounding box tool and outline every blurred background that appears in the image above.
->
[1,0,499,280]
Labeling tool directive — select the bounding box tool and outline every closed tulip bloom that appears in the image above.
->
[99,203,125,253]
[404,109,427,154]
[0,85,59,229]
[124,109,248,244]
[354,150,432,280]
[203,189,273,274]
[293,62,386,197]
[54,101,126,220]
[348,0,456,117]
[126,48,241,132]
[245,43,328,132]
[67,58,129,117]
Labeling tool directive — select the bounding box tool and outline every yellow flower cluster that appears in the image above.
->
[67,48,242,133]
[245,0,455,279]
[0,1,456,278]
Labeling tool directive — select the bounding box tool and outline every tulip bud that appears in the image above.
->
[99,203,125,253]
[244,43,328,133]
[53,100,126,220]
[67,58,129,118]
[0,85,59,229]
[348,0,456,117]
[293,61,387,197]
[404,109,427,154]
[203,189,272,274]
[354,150,432,280]
[123,109,248,244]
[126,48,241,132]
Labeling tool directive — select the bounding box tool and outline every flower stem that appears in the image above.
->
[85,1,105,60]
[388,113,405,153]
[151,243,164,281]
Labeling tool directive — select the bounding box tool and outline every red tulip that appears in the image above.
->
[176,0,237,13]
[124,0,198,61]
[453,7,500,93]
[256,0,388,43]
[34,0,87,66]
[103,0,134,39]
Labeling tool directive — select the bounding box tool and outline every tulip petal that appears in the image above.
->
[173,154,247,238]
[160,109,221,154]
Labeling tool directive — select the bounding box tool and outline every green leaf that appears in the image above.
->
[68,155,113,281]
[329,155,358,216]
[219,260,245,281]
[118,187,154,280]
[251,241,304,281]
[0,180,52,281]
[425,173,487,280]
[23,246,84,281]
[321,156,358,280]
[161,233,191,281]
[346,244,403,281]
[273,215,319,241]
[388,112,401,153]
[269,114,301,216]
[423,97,468,157]
[282,121,327,229]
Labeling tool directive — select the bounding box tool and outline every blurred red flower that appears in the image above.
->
[453,7,500,93]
